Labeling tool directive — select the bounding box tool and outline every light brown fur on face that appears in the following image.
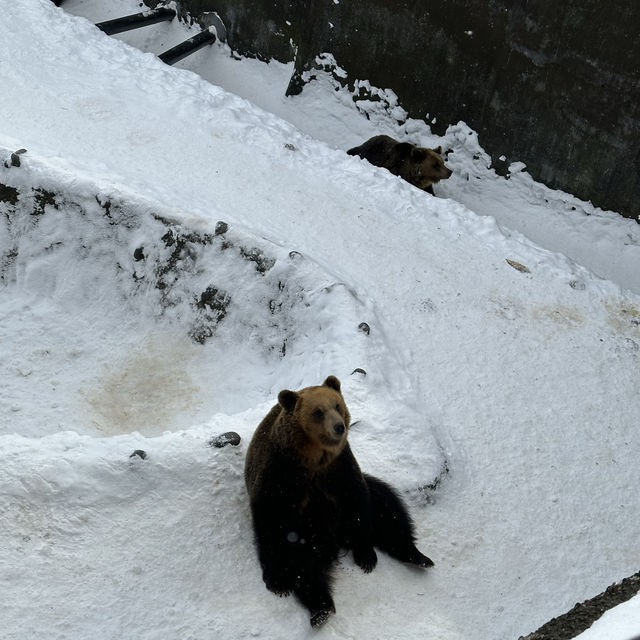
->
[245,377,351,492]
[409,145,453,190]
[294,385,350,466]
[274,376,350,470]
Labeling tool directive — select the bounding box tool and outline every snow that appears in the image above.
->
[1,1,639,639]
[574,594,640,640]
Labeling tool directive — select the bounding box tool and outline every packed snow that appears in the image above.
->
[1,1,639,639]
[574,593,640,640]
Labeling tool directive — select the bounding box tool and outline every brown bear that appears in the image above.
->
[244,375,433,628]
[347,134,452,194]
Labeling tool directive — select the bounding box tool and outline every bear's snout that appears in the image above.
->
[333,422,345,436]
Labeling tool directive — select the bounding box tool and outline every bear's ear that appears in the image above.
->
[278,389,299,412]
[323,375,341,392]
[433,146,442,154]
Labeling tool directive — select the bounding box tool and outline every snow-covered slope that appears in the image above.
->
[0,160,389,439]
[1,2,639,639]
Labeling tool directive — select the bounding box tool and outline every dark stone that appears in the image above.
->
[129,449,147,459]
[32,189,58,216]
[9,149,27,168]
[191,285,231,343]
[209,431,241,447]
[161,229,176,247]
[133,247,145,261]
[197,286,230,313]
[239,246,276,274]
[0,183,19,206]
[155,226,214,295]
[215,220,228,235]
[358,322,370,335]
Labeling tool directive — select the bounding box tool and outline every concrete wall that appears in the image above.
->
[168,0,640,220]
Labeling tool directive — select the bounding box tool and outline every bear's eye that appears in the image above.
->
[335,403,342,414]
[434,162,441,169]
[312,409,324,421]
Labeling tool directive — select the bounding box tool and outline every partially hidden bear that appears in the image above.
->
[244,375,433,628]
[347,134,452,195]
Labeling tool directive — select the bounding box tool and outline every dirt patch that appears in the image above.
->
[86,334,200,436]
[606,300,640,336]
[531,304,585,328]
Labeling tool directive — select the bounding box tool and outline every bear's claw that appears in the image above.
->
[267,584,291,597]
[353,547,378,573]
[409,551,434,568]
[310,608,335,628]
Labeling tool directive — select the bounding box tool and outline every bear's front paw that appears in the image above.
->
[405,547,435,569]
[263,570,292,597]
[353,546,377,573]
[415,553,435,569]
[266,582,292,597]
[310,607,335,628]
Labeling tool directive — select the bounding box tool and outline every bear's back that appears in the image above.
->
[244,403,283,499]
[347,135,398,167]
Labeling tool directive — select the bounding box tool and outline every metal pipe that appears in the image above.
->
[96,7,176,36]
[158,28,217,65]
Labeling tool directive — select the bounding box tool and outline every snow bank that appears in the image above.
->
[574,594,640,640]
[0,152,365,433]
[0,148,446,638]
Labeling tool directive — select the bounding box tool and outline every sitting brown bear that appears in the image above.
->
[347,134,452,194]
[244,375,433,628]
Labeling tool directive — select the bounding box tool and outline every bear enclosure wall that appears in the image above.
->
[168,0,640,221]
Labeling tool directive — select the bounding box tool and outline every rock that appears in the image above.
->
[215,221,228,235]
[5,148,27,168]
[506,258,531,274]
[209,431,241,448]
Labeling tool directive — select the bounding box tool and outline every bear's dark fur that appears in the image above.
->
[347,134,452,195]
[244,375,433,628]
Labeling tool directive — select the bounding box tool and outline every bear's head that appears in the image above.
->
[277,375,351,468]
[396,143,453,190]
